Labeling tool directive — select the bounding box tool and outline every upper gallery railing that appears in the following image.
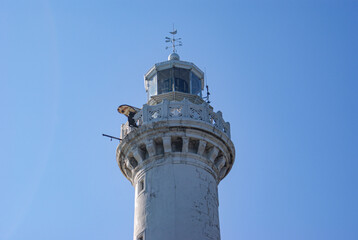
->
[121,99,231,139]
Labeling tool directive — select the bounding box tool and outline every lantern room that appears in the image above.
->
[144,53,205,104]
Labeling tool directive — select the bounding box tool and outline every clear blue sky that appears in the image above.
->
[1,0,357,239]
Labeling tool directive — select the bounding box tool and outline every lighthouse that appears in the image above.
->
[116,34,235,240]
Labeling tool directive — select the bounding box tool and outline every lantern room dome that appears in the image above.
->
[168,52,180,60]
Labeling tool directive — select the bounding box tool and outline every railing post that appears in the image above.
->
[202,102,209,122]
[182,98,189,118]
[142,104,148,123]
[162,99,169,119]
[226,122,231,138]
[217,111,224,130]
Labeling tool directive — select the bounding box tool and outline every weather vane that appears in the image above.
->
[165,25,182,53]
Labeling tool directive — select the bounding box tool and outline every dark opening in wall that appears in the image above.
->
[188,138,199,153]
[214,152,223,165]
[140,180,144,191]
[229,154,233,165]
[137,178,145,195]
[204,142,214,158]
[219,164,228,178]
[171,136,183,152]
[137,230,145,240]
[139,144,148,160]
[154,138,164,155]
[124,166,132,178]
[129,157,138,168]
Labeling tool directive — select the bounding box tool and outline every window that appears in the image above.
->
[157,68,191,94]
[147,74,157,98]
[174,78,189,93]
[191,72,202,96]
[171,136,183,152]
[137,178,145,196]
[157,69,172,94]
[137,230,145,240]
[174,68,190,93]
[139,180,144,191]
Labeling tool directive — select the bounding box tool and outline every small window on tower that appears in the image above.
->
[137,231,145,240]
[137,178,145,196]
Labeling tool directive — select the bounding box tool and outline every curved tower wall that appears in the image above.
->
[134,154,220,239]
[117,99,235,240]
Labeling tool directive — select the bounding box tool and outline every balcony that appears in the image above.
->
[120,99,231,139]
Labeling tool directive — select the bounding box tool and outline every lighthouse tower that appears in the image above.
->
[116,51,235,240]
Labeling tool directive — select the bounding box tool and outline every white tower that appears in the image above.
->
[116,52,235,240]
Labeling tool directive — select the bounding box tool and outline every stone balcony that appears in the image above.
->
[120,98,231,140]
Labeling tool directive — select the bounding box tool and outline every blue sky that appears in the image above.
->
[1,0,357,239]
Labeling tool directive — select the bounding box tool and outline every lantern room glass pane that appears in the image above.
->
[174,78,189,93]
[157,69,173,94]
[148,74,157,98]
[191,72,202,97]
[156,67,202,96]
[174,68,190,93]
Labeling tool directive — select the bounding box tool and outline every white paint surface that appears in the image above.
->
[134,155,220,240]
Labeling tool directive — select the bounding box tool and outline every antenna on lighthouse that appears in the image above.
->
[165,25,182,53]
[203,67,211,104]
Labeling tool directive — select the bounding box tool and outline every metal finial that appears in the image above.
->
[165,25,182,53]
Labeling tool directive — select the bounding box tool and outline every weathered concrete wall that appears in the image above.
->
[134,155,220,240]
